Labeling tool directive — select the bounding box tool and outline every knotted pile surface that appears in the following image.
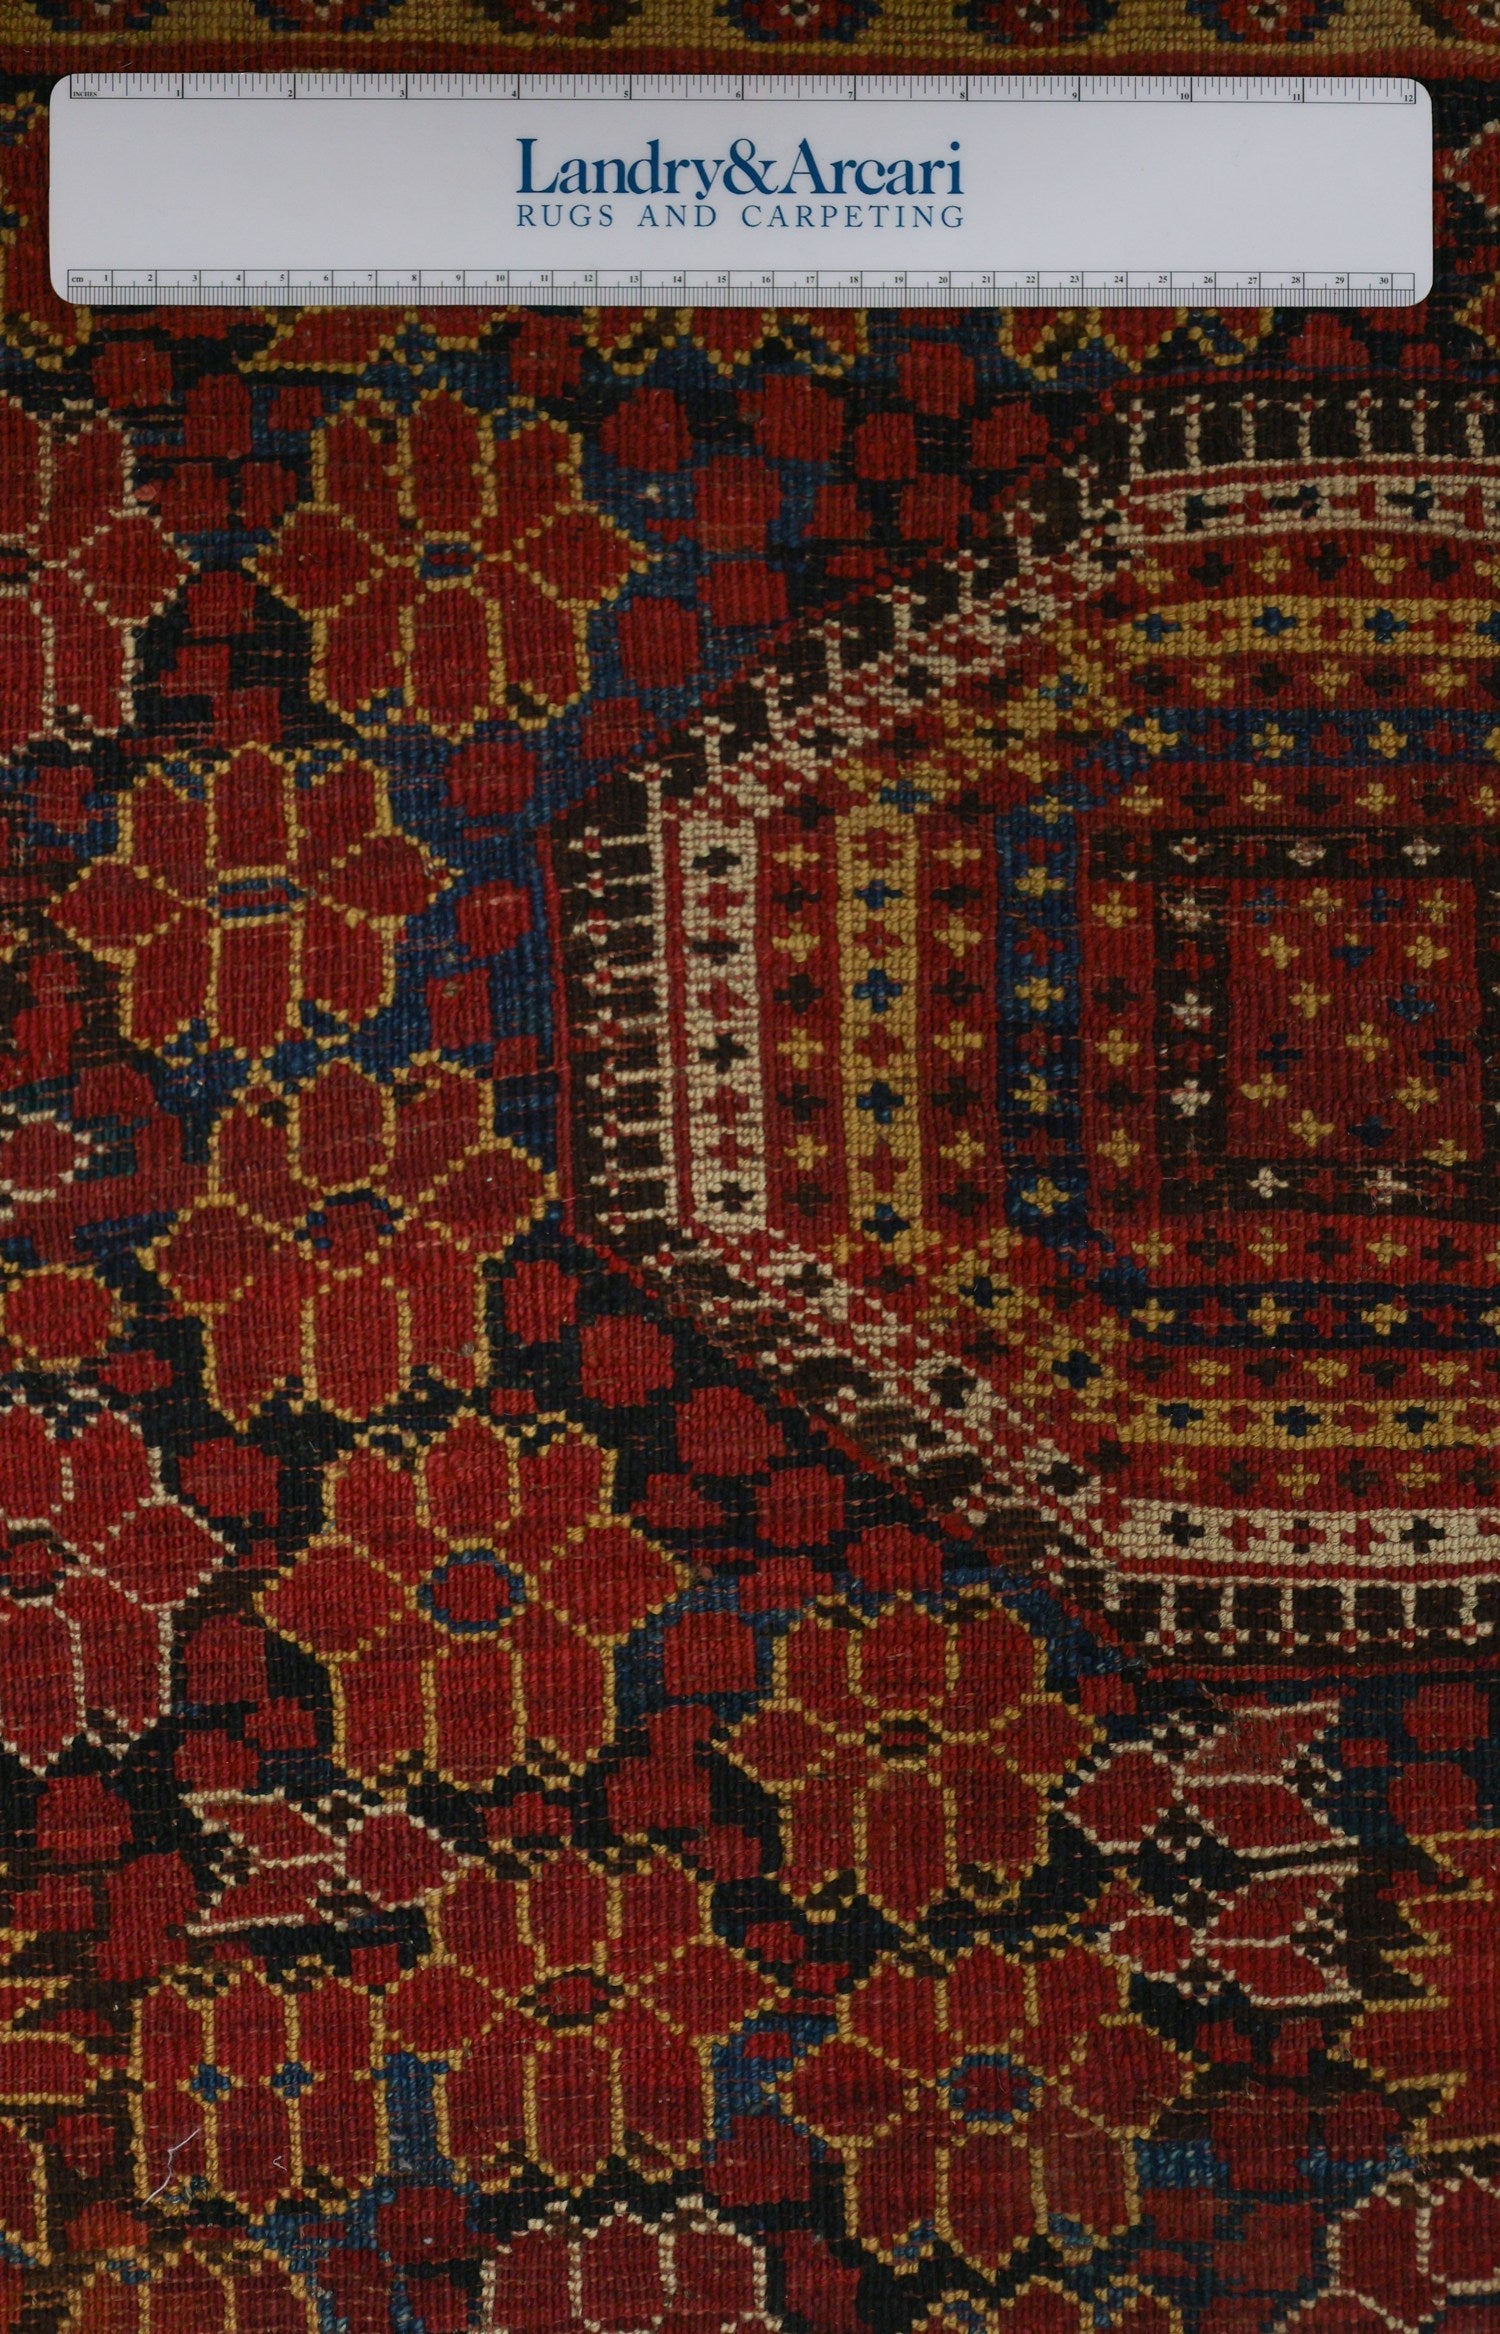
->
[2,3,1500,2328]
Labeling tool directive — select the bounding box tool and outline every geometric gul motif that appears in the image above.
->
[129,1846,771,2201]
[258,1415,684,1786]
[553,385,1500,1659]
[480,2206,782,2334]
[0,394,188,758]
[253,390,645,737]
[1288,2175,1500,2334]
[726,1593,1094,1928]
[55,747,449,1059]
[0,1403,227,1772]
[785,1941,1190,2274]
[150,1059,549,1424]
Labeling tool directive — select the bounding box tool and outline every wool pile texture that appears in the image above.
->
[3,0,1500,2324]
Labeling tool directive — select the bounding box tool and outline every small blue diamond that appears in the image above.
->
[857,1081,905,1125]
[1275,1405,1322,1439]
[853,966,902,1015]
[1158,1402,1205,1431]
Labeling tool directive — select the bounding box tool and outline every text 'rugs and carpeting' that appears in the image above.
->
[6,10,1500,2332]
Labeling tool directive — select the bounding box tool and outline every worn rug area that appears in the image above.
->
[3,14,1500,2333]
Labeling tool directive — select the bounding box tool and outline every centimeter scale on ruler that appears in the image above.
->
[50,74,1433,308]
[66,269,1417,307]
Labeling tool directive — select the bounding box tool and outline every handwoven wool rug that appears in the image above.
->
[3,1,1500,2328]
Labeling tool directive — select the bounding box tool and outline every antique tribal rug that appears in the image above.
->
[2,0,1500,2326]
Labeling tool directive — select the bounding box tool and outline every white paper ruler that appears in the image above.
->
[50,74,1432,308]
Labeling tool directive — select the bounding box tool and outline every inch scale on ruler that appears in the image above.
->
[64,72,1423,101]
[50,75,1433,308]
